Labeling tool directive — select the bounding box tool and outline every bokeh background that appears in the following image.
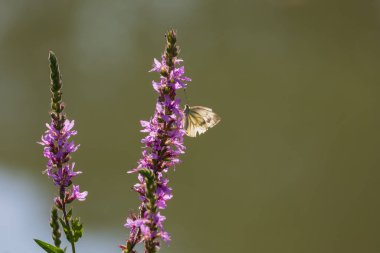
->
[1,0,380,252]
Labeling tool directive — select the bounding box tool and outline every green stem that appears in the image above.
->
[60,186,76,253]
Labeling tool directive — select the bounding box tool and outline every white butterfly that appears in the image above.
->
[183,105,221,137]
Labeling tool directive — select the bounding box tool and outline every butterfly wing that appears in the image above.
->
[184,105,221,137]
[190,106,221,129]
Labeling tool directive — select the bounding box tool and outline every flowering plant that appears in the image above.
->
[120,30,190,253]
[35,31,204,253]
[35,51,87,253]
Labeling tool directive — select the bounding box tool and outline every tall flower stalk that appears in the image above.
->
[36,51,87,253]
[120,30,190,253]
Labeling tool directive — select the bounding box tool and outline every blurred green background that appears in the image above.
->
[1,0,380,252]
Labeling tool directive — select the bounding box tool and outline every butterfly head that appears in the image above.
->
[184,104,191,114]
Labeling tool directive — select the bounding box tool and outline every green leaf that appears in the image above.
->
[34,239,64,253]
[59,218,73,242]
[71,218,84,242]
[67,209,72,220]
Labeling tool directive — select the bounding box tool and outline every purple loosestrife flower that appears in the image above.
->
[37,51,87,253]
[40,122,81,188]
[39,52,88,206]
[121,30,190,253]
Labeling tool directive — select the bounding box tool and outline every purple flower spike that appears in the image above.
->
[121,30,190,253]
[40,120,82,187]
[39,52,87,208]
[40,112,86,204]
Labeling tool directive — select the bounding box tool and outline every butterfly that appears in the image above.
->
[183,105,221,137]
